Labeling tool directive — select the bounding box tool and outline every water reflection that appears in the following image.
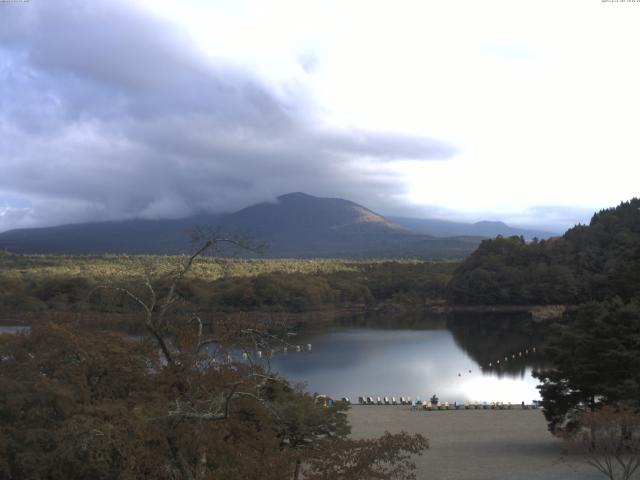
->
[0,325,30,334]
[269,313,548,404]
[447,312,548,378]
[0,313,549,404]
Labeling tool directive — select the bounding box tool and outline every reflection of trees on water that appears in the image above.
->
[331,310,448,331]
[330,310,550,379]
[446,312,550,379]
[301,309,551,379]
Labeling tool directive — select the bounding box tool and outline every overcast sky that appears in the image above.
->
[1,0,638,233]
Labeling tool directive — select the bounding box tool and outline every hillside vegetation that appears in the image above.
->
[0,253,456,315]
[448,198,640,305]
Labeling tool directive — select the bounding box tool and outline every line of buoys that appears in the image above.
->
[278,344,311,354]
[230,344,313,362]
[486,346,538,368]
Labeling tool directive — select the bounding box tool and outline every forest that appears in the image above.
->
[0,254,455,318]
[448,198,640,305]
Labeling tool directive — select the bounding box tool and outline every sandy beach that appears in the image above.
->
[348,406,601,480]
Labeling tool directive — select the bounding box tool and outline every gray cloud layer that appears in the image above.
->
[0,0,454,231]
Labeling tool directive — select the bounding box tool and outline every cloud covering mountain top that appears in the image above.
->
[0,0,453,232]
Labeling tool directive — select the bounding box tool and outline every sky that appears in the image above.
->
[1,0,639,233]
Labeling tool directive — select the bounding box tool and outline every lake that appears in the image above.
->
[267,314,546,404]
[0,313,546,404]
[0,325,29,334]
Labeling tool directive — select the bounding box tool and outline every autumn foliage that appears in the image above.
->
[0,321,427,480]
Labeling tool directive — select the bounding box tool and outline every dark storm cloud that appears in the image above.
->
[0,0,454,231]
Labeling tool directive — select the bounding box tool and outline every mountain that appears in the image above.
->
[224,192,407,237]
[0,213,223,255]
[220,192,485,258]
[388,216,557,239]
[0,193,484,258]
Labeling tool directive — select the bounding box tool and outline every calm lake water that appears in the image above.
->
[0,325,29,334]
[268,316,546,404]
[0,314,546,404]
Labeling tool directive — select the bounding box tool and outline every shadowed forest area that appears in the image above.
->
[448,199,640,305]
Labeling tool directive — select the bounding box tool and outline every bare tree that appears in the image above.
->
[568,406,640,480]
[89,233,297,478]
[87,232,428,480]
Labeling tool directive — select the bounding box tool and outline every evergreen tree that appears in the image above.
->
[534,299,640,433]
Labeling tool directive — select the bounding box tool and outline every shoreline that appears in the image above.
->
[424,303,568,321]
[0,302,569,327]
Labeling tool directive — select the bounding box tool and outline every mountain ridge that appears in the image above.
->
[0,192,552,258]
[388,216,557,240]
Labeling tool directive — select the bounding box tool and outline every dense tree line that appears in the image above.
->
[0,261,455,315]
[448,198,640,305]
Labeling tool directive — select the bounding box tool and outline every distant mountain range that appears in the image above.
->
[388,216,556,240]
[0,192,556,258]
